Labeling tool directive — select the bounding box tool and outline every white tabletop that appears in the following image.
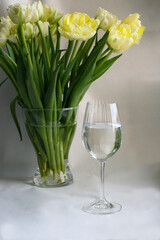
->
[0,162,160,240]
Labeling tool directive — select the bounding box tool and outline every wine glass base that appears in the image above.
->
[82,198,122,215]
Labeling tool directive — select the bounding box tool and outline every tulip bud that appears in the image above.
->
[38,21,50,37]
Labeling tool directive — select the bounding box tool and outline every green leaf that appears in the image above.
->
[7,41,19,59]
[36,56,44,98]
[71,35,96,79]
[17,24,43,109]
[81,35,96,63]
[91,54,122,82]
[16,53,31,108]
[26,66,43,109]
[0,48,17,89]
[56,26,60,53]
[40,39,50,83]
[44,64,61,109]
[60,42,85,91]
[10,96,22,141]
[30,38,41,96]
[56,77,62,109]
[0,47,17,77]
[0,58,19,93]
[37,22,51,85]
[0,77,8,87]
[64,40,74,67]
[66,31,109,107]
[70,41,85,81]
[46,50,63,95]
[6,42,16,62]
[61,54,79,90]
[48,26,55,57]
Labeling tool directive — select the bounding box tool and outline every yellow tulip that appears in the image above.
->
[122,13,145,44]
[95,7,118,31]
[107,13,145,52]
[58,12,100,41]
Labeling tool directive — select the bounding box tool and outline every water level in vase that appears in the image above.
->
[82,122,122,161]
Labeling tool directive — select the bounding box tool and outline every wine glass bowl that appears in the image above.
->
[82,101,122,214]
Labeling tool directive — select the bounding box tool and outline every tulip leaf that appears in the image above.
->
[48,26,55,57]
[70,41,85,81]
[0,58,18,93]
[36,56,44,97]
[61,54,79,90]
[73,35,95,70]
[56,26,60,53]
[64,40,74,67]
[26,66,43,109]
[0,47,17,79]
[44,64,62,109]
[7,41,19,59]
[37,22,50,84]
[30,38,41,96]
[91,54,122,82]
[16,52,31,108]
[10,96,22,141]
[6,43,16,62]
[56,78,62,110]
[61,41,85,90]
[66,31,109,107]
[81,35,97,63]
[0,77,8,87]
[50,50,62,75]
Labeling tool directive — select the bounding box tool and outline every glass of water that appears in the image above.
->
[82,101,122,214]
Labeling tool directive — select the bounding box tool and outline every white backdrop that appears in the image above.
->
[0,0,160,182]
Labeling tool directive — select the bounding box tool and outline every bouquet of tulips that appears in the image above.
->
[0,1,144,184]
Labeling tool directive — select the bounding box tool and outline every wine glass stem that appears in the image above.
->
[99,161,105,201]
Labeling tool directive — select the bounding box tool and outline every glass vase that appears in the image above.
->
[23,107,78,187]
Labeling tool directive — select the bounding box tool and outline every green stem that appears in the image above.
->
[100,49,113,63]
[36,21,51,69]
[24,110,53,177]
[70,40,79,62]
[65,40,74,67]
[46,127,58,179]
[99,47,110,60]
[17,24,33,71]
[25,124,47,177]
[44,110,58,179]
[95,49,114,72]
[59,139,65,173]
[64,124,77,159]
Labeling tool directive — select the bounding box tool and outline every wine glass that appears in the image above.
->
[82,101,122,214]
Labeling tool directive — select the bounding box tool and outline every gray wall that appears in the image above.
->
[0,0,160,180]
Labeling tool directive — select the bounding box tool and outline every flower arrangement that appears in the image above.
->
[0,1,145,185]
